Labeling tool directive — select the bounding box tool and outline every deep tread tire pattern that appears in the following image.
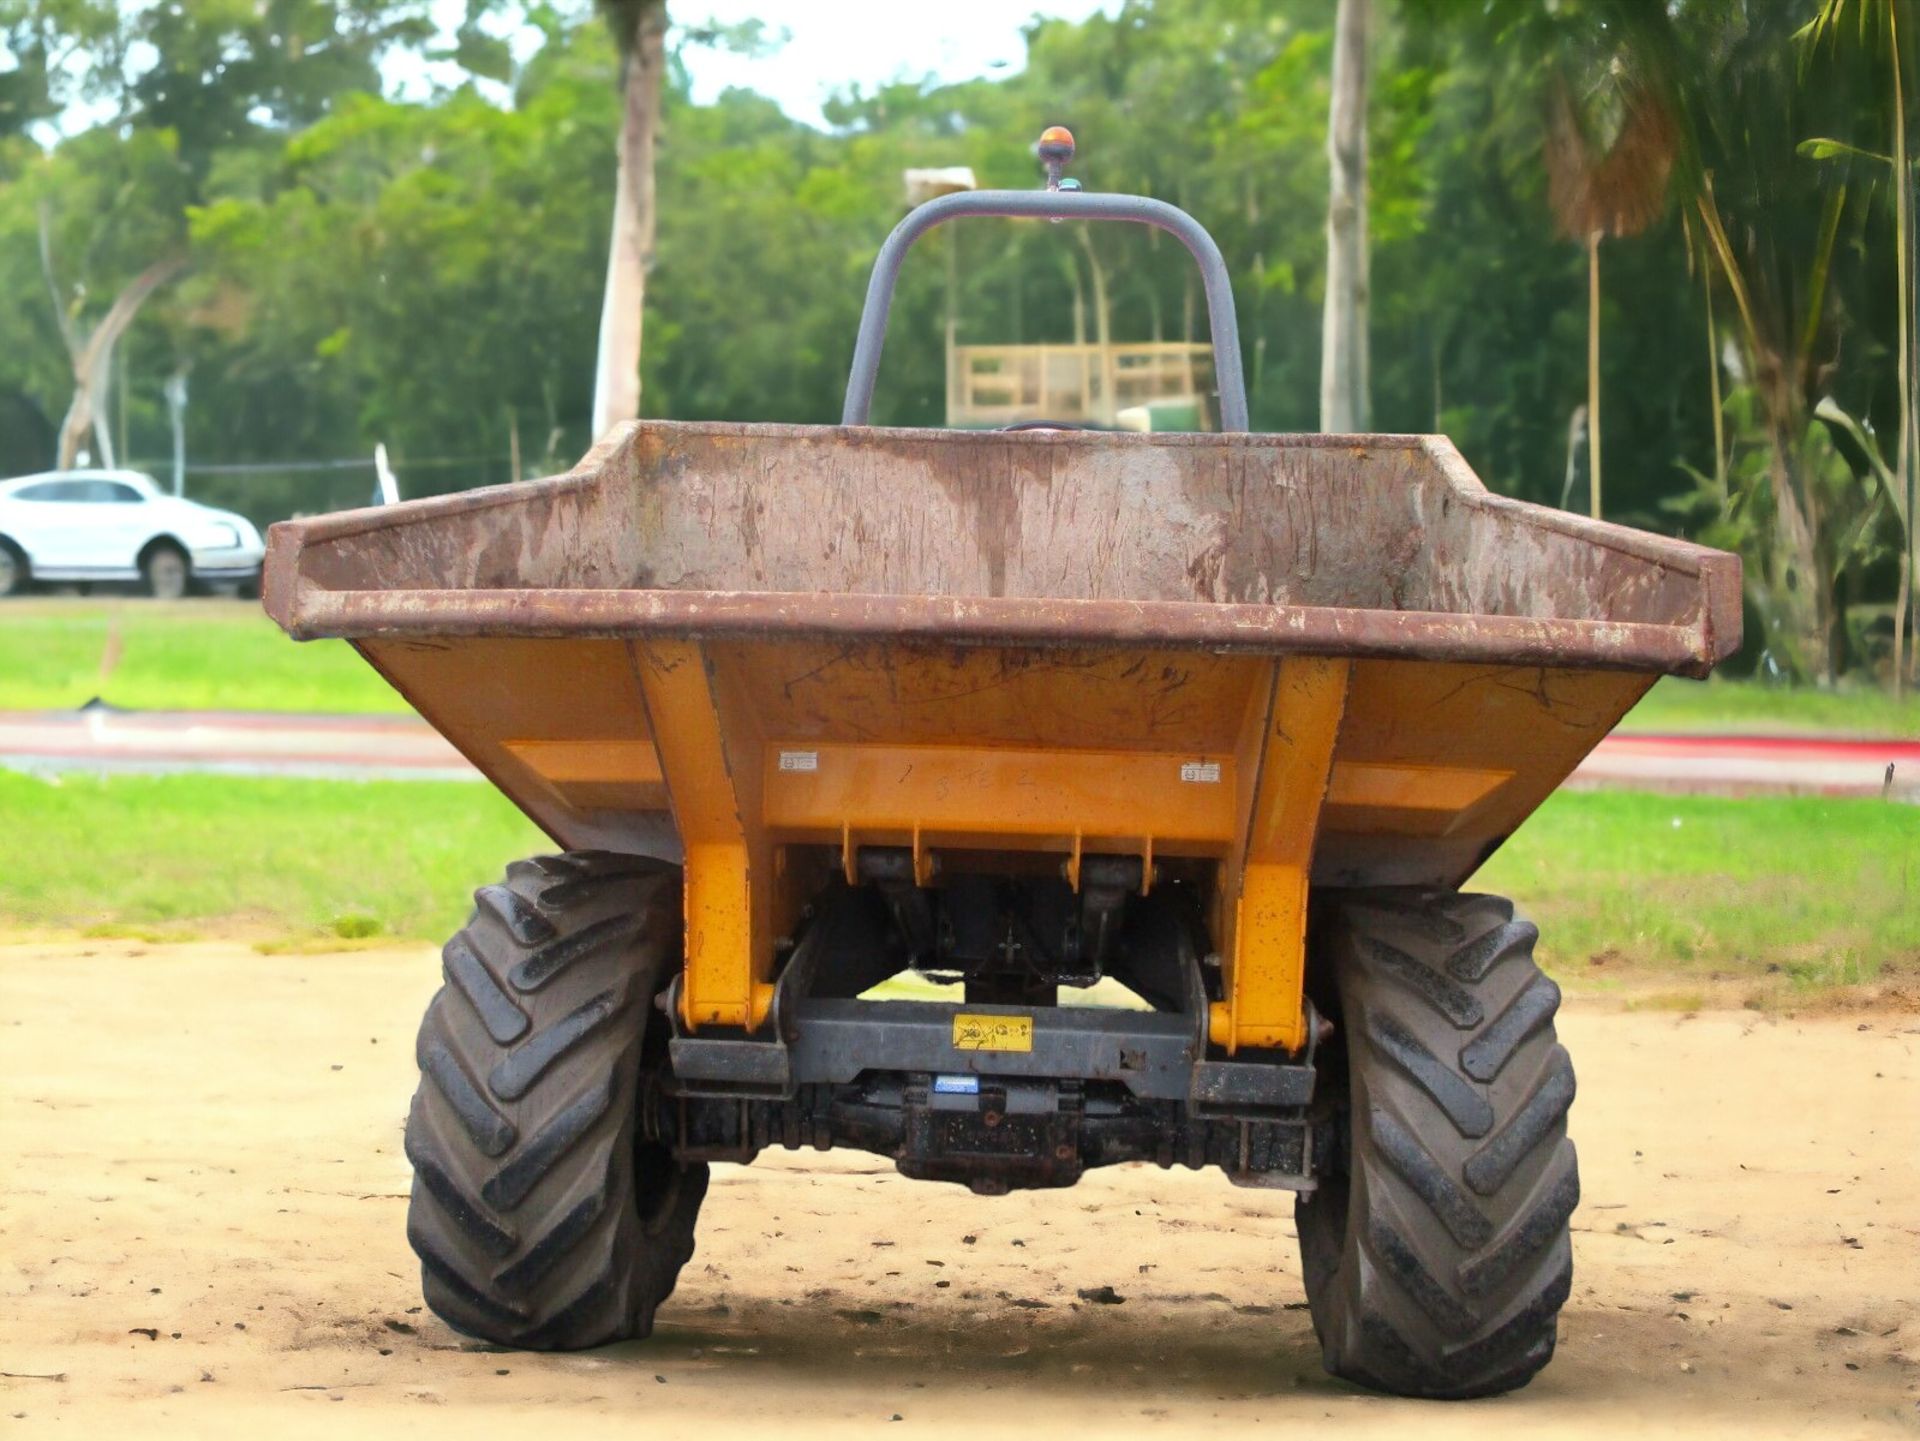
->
[404,851,707,1350]
[1297,889,1578,1399]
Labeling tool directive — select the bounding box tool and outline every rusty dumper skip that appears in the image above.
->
[264,129,1739,1399]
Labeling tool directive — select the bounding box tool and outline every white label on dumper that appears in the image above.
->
[1180,760,1222,784]
[778,750,819,773]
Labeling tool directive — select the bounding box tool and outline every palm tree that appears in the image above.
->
[1543,57,1676,519]
[1800,0,1916,694]
[1481,0,1887,681]
[1675,4,1875,684]
[1320,0,1370,432]
[591,0,668,439]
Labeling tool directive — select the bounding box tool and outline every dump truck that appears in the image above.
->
[263,129,1741,1399]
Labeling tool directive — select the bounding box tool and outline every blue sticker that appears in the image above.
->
[932,1074,981,1095]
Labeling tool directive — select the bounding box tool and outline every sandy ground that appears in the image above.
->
[2,941,1917,1440]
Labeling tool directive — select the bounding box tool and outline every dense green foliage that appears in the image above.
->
[0,0,1913,681]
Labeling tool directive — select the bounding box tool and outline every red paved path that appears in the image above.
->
[1,707,1914,800]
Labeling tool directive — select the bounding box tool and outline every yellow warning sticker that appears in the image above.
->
[951,1013,1034,1053]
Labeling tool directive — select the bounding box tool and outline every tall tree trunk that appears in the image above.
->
[945,226,958,424]
[1897,551,1911,698]
[1893,4,1915,693]
[1560,405,1587,511]
[1587,231,1603,517]
[1704,261,1726,500]
[52,256,185,470]
[1765,420,1835,684]
[164,367,188,496]
[1066,254,1086,345]
[1320,0,1370,432]
[1694,187,1852,685]
[591,2,666,439]
[115,342,129,468]
[1076,229,1114,422]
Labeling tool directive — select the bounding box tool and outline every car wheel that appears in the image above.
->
[0,542,25,598]
[142,543,190,600]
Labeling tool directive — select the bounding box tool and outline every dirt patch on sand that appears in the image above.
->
[2,940,1916,1438]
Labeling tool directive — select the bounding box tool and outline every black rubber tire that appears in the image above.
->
[403,851,708,1349]
[0,541,25,597]
[1297,888,1578,1399]
[141,542,190,600]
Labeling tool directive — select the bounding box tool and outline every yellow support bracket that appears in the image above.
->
[1210,656,1350,1055]
[631,639,776,1033]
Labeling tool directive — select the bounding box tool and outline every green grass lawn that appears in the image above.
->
[0,772,543,942]
[1475,790,1919,991]
[0,599,403,713]
[4,598,1918,735]
[1,771,1911,997]
[1620,674,1920,737]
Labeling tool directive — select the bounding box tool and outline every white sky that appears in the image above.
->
[390,1,1122,129]
[24,2,1120,142]
[667,2,1121,126]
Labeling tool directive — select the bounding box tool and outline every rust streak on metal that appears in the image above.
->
[265,419,1739,680]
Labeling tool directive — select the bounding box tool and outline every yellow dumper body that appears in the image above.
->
[267,420,1736,1058]
[261,148,1739,1396]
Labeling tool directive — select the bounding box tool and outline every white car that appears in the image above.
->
[0,469,265,600]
